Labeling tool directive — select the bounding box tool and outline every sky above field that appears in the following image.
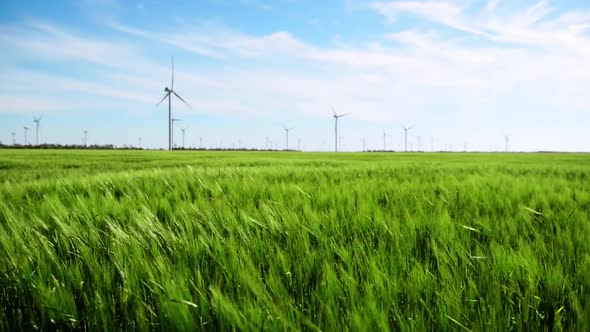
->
[1,0,589,151]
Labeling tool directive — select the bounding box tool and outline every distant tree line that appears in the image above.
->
[0,143,118,150]
[0,143,295,151]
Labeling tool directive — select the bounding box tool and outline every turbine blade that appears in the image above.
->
[330,104,336,116]
[173,91,192,109]
[171,56,175,91]
[156,92,170,106]
[339,113,350,117]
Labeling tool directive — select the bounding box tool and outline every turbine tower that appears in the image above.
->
[171,118,182,148]
[23,127,31,145]
[11,132,16,145]
[331,105,350,152]
[505,135,509,152]
[401,124,415,152]
[83,130,88,147]
[418,136,422,152]
[283,126,294,150]
[181,127,187,149]
[383,130,389,151]
[33,115,43,145]
[157,57,191,151]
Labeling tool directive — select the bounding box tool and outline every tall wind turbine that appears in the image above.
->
[401,124,414,152]
[283,126,294,150]
[157,57,191,150]
[83,130,88,147]
[331,105,350,152]
[383,130,389,151]
[23,126,31,145]
[33,115,43,145]
[11,132,16,145]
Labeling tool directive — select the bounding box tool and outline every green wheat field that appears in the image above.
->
[1,150,589,331]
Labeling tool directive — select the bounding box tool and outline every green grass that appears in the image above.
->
[1,150,589,331]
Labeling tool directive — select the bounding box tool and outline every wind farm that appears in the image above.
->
[2,1,590,331]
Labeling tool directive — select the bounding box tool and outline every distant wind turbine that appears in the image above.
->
[157,57,191,151]
[23,127,31,145]
[11,132,16,145]
[283,126,294,150]
[331,105,350,152]
[33,115,43,145]
[401,124,414,152]
[383,130,389,151]
[505,135,509,152]
[181,127,187,149]
[171,118,182,148]
[83,130,88,147]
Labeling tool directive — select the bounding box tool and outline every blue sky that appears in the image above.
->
[1,0,589,151]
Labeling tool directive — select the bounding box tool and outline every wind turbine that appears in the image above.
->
[23,126,31,145]
[171,118,182,148]
[401,124,414,152]
[33,115,43,145]
[11,132,16,145]
[331,105,350,152]
[157,57,191,151]
[418,136,422,152]
[180,127,187,149]
[283,126,294,150]
[83,130,88,147]
[505,135,509,152]
[383,130,389,151]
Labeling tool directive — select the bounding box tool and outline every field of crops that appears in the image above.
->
[1,150,589,331]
